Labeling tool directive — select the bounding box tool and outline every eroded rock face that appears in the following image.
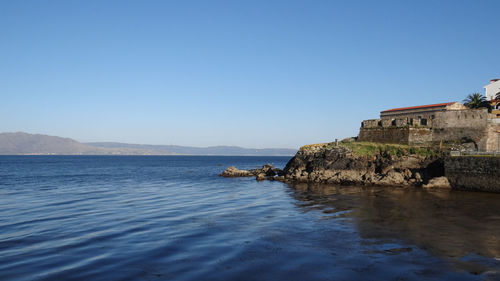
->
[220,145,447,187]
[423,177,452,189]
[282,145,444,187]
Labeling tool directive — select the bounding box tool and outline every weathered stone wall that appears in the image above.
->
[445,156,500,192]
[361,117,432,129]
[485,123,500,152]
[358,108,499,151]
[408,128,432,145]
[361,119,380,128]
[382,112,435,122]
[432,109,488,129]
[432,109,489,149]
[358,127,410,144]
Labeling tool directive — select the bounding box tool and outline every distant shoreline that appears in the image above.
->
[0,132,297,156]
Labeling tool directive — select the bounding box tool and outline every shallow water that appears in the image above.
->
[0,156,499,280]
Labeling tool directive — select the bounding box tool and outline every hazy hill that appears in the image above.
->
[87,142,297,156]
[0,132,107,155]
[0,132,296,156]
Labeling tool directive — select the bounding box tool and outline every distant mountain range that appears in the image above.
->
[0,132,297,156]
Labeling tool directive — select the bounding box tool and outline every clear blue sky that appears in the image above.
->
[1,0,499,148]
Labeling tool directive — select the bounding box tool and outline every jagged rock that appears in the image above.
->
[256,173,267,181]
[336,170,365,184]
[413,172,423,182]
[276,176,285,181]
[219,166,254,177]
[423,177,451,189]
[378,170,406,186]
[219,164,284,181]
[221,143,446,188]
[402,169,412,179]
[282,144,443,187]
[264,168,276,177]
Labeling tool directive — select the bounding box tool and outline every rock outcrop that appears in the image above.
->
[220,142,451,187]
[422,177,451,189]
[218,140,461,188]
[219,166,255,177]
[282,143,445,186]
[220,164,284,181]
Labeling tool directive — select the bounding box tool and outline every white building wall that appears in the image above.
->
[485,80,500,100]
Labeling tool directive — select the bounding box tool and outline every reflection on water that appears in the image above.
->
[290,183,500,275]
[1,156,499,280]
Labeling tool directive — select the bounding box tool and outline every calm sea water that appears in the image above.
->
[1,156,499,281]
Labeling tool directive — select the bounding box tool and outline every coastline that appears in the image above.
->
[221,140,500,193]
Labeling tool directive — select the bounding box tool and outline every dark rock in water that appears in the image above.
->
[261,164,276,176]
[256,173,267,181]
[219,164,284,181]
[219,166,254,177]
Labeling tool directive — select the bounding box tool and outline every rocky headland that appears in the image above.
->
[220,141,452,188]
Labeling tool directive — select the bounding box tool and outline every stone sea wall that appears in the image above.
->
[445,156,500,193]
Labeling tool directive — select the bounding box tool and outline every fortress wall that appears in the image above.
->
[485,124,500,152]
[358,108,498,151]
[358,127,409,144]
[445,156,500,192]
[408,128,433,145]
[361,119,380,128]
[433,109,488,129]
[432,109,490,149]
[432,109,488,129]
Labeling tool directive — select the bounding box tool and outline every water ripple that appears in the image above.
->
[0,156,499,280]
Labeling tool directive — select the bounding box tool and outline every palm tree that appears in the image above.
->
[463,93,491,110]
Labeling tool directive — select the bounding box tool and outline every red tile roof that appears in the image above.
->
[381,102,455,113]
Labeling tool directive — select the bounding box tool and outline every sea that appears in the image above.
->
[0,156,499,281]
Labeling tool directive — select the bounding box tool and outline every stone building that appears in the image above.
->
[358,102,500,152]
[485,79,500,101]
[379,102,466,120]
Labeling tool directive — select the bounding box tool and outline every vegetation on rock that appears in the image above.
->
[300,141,440,157]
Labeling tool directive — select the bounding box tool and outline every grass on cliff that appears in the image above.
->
[339,141,439,157]
[298,141,440,157]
